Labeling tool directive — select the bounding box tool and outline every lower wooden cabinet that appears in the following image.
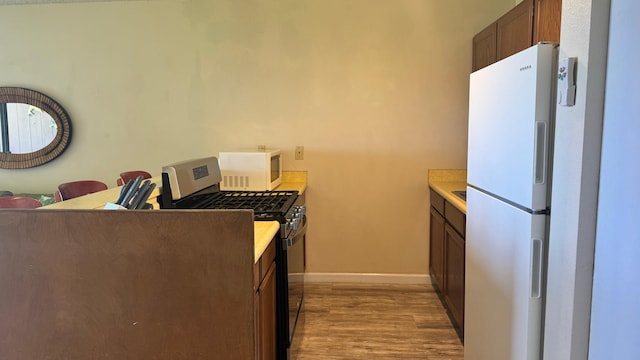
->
[255,238,277,360]
[258,262,277,360]
[444,223,465,332]
[429,206,446,291]
[429,188,466,340]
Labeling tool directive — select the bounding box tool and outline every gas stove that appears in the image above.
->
[158,156,306,360]
[158,156,302,237]
[159,156,295,213]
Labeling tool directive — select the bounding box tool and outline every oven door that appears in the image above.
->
[286,215,306,344]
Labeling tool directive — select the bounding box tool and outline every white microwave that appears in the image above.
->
[218,149,282,191]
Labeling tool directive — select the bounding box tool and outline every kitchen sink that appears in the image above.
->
[452,190,466,201]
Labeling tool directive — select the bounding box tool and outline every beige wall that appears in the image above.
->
[0,0,513,275]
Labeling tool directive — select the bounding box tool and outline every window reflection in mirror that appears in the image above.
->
[0,87,72,169]
[1,103,57,154]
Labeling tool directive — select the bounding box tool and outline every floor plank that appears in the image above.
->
[293,283,463,360]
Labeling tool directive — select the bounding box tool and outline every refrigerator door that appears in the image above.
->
[464,187,545,360]
[467,43,555,211]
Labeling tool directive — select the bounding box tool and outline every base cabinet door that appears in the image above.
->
[444,223,465,337]
[429,188,466,341]
[255,238,277,360]
[258,263,277,360]
[429,207,446,292]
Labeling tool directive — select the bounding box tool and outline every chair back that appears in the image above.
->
[117,171,152,186]
[55,180,108,202]
[0,196,42,208]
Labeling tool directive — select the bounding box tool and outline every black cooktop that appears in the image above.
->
[170,190,298,218]
[190,191,296,210]
[159,171,299,221]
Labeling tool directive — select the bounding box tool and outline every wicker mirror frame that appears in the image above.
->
[0,87,72,169]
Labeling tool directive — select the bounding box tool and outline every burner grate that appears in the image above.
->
[179,190,298,216]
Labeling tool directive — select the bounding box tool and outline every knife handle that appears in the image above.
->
[121,176,144,208]
[116,180,134,205]
[129,180,151,209]
[135,183,156,209]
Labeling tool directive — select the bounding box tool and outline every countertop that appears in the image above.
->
[254,221,280,263]
[277,171,307,194]
[42,177,164,210]
[428,169,467,213]
[41,171,308,263]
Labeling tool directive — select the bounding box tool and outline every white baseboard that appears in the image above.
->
[304,272,431,285]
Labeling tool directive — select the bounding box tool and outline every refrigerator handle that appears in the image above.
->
[534,122,547,184]
[530,238,543,298]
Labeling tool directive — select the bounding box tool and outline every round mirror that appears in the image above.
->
[0,87,72,169]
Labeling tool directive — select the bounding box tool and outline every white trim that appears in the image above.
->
[304,272,430,285]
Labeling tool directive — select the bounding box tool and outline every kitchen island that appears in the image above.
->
[1,171,307,360]
[40,171,307,263]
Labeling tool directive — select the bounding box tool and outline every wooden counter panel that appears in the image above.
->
[0,209,256,360]
[445,201,466,237]
[428,181,467,214]
[430,188,445,215]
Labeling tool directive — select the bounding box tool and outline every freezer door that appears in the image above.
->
[464,187,545,360]
[467,43,555,211]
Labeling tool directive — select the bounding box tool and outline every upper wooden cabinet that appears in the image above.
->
[534,0,563,44]
[497,0,534,61]
[472,0,561,72]
[472,23,497,72]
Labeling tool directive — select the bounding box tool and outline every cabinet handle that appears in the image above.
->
[530,238,543,298]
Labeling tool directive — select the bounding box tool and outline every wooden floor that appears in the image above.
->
[292,283,463,360]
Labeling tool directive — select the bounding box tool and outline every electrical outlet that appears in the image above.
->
[257,145,266,151]
[295,146,304,160]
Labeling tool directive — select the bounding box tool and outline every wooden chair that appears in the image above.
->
[54,180,108,202]
[0,196,42,208]
[117,171,152,186]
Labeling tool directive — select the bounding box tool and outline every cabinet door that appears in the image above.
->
[533,0,562,44]
[497,0,534,61]
[429,206,446,292]
[258,262,277,360]
[472,23,497,72]
[254,290,261,360]
[444,223,465,336]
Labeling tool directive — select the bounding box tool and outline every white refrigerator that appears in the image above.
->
[464,43,557,360]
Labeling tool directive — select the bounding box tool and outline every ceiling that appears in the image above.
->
[0,0,148,5]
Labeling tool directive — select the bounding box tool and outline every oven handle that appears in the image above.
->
[284,215,307,249]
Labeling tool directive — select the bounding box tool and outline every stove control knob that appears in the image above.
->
[287,218,299,231]
[296,205,307,217]
[293,206,306,220]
